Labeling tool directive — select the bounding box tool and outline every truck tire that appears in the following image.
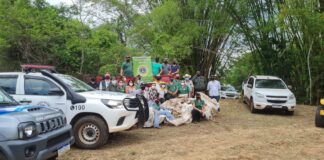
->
[249,98,257,113]
[315,106,324,127]
[0,152,7,160]
[73,115,108,149]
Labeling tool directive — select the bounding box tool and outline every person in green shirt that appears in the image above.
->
[117,80,126,93]
[152,99,175,128]
[165,78,178,100]
[191,93,206,122]
[120,56,133,78]
[178,81,190,97]
[152,57,162,76]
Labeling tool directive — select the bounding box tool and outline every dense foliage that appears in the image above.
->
[0,0,323,104]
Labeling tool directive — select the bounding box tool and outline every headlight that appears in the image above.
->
[289,94,295,100]
[255,92,265,98]
[101,99,123,109]
[18,122,38,139]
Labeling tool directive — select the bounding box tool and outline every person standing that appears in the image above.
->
[108,79,119,92]
[120,56,134,80]
[99,75,111,91]
[170,59,180,77]
[207,75,221,102]
[161,58,171,76]
[191,93,206,123]
[88,77,98,89]
[183,74,194,97]
[152,57,162,76]
[192,71,207,94]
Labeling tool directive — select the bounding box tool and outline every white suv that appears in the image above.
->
[243,75,296,115]
[0,69,148,149]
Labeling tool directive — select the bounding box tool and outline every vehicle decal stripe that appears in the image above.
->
[0,106,45,115]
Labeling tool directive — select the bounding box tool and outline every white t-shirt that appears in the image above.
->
[207,80,221,96]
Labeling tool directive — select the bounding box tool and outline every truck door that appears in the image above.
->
[245,77,254,101]
[15,75,67,112]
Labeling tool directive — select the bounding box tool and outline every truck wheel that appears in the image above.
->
[0,152,7,160]
[73,115,108,149]
[315,106,324,127]
[249,98,257,113]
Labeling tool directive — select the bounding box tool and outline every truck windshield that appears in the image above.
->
[0,89,19,107]
[221,86,236,91]
[255,79,287,89]
[55,74,95,93]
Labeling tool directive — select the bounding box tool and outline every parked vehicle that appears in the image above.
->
[0,65,148,149]
[0,88,74,160]
[315,99,324,127]
[220,85,240,99]
[242,75,296,115]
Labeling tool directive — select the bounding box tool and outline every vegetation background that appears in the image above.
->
[0,0,323,104]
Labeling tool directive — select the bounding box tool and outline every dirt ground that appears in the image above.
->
[59,99,324,160]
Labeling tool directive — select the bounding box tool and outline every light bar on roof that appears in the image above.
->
[21,64,56,72]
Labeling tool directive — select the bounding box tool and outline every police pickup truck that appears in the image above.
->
[0,88,74,160]
[0,65,148,149]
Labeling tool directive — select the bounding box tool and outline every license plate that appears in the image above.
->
[320,110,324,116]
[58,143,70,157]
[272,105,282,108]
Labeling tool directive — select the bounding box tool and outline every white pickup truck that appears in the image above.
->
[0,66,148,149]
[242,75,296,115]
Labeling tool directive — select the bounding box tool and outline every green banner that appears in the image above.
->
[132,56,153,82]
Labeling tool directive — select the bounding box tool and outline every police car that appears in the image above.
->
[0,65,148,149]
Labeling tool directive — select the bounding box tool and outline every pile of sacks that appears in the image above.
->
[143,92,220,127]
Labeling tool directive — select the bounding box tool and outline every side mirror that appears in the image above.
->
[287,85,292,90]
[49,89,65,96]
[247,84,252,88]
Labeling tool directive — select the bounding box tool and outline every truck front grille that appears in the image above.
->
[39,117,65,134]
[267,100,287,104]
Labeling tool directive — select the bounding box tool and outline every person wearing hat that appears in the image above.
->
[207,74,221,102]
[183,74,194,97]
[161,58,171,76]
[99,75,111,91]
[120,55,134,79]
[192,93,206,122]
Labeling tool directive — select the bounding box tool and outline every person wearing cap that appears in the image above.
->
[152,99,175,129]
[192,93,206,122]
[183,74,194,97]
[152,57,162,76]
[170,59,180,77]
[192,71,207,94]
[108,78,119,92]
[120,56,134,78]
[207,75,221,102]
[165,78,178,100]
[161,58,171,76]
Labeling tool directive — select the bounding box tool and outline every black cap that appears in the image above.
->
[196,93,201,97]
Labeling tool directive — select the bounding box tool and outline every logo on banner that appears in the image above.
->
[138,65,148,75]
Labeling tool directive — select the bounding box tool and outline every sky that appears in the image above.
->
[46,0,73,6]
